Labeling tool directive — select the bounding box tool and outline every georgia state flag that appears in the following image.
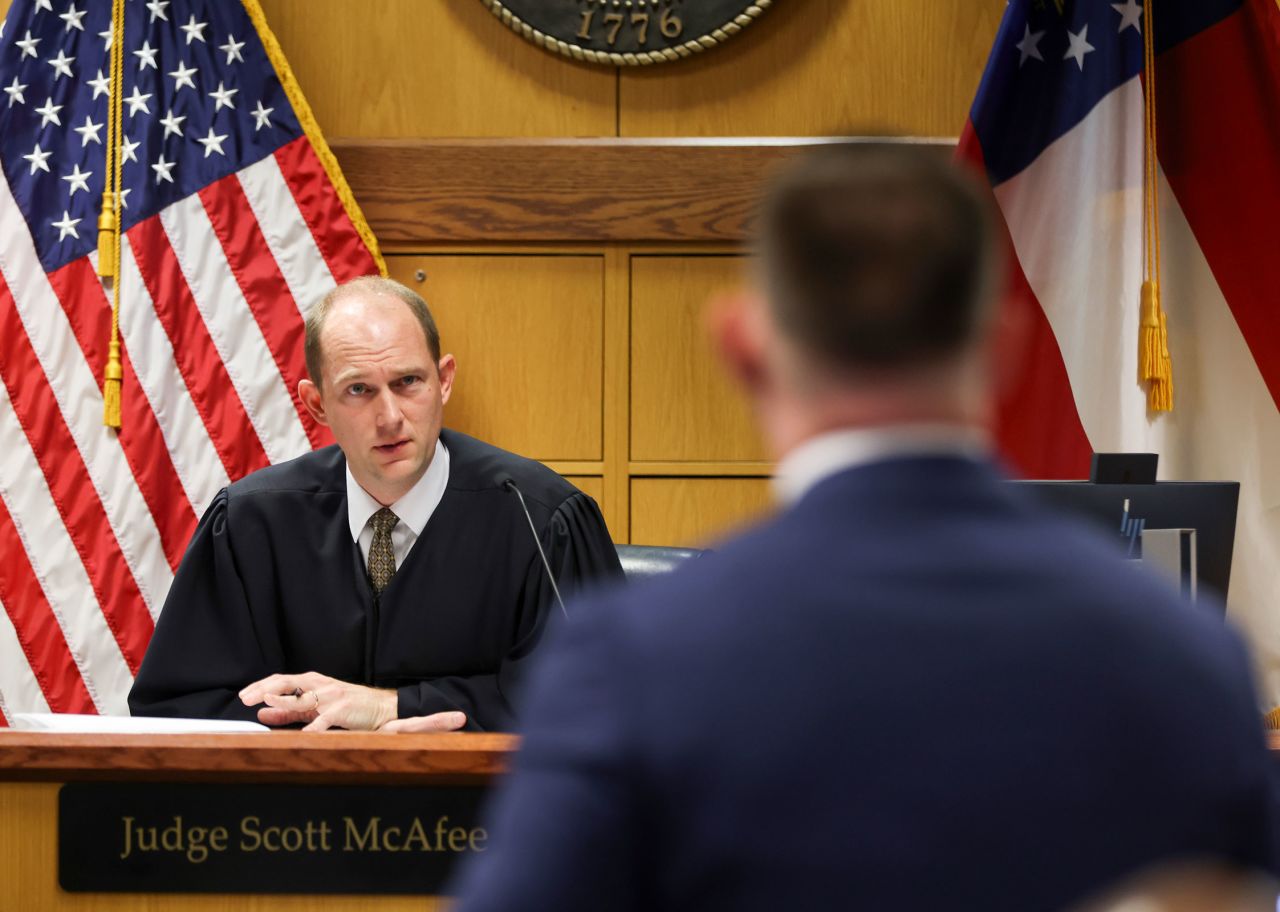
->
[959,1,1280,701]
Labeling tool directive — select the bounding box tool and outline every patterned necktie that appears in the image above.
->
[367,507,399,595]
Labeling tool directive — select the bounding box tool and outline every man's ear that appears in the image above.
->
[298,378,329,427]
[436,354,457,405]
[707,290,771,397]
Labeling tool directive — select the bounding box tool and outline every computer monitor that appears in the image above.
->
[1011,480,1240,607]
[1090,452,1158,484]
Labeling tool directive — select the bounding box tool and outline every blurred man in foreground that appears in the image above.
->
[441,144,1276,909]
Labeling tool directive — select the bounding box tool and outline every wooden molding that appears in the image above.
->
[629,461,774,477]
[331,137,956,244]
[0,731,517,785]
[6,730,1279,784]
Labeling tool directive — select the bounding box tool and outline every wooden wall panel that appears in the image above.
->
[630,478,774,547]
[258,0,615,137]
[619,0,1005,138]
[385,255,604,462]
[630,256,765,462]
[330,139,889,244]
[564,475,604,506]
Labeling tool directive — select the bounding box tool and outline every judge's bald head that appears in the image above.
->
[305,276,442,387]
[758,142,1000,374]
[297,275,455,506]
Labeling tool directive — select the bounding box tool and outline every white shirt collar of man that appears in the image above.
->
[345,440,451,569]
[773,424,992,507]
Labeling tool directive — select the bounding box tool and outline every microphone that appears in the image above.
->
[502,478,569,620]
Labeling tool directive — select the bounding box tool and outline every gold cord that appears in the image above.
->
[1139,0,1172,412]
[99,0,127,428]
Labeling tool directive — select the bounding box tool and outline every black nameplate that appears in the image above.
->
[59,783,490,894]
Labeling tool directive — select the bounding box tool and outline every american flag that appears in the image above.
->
[959,1,1280,700]
[0,0,382,722]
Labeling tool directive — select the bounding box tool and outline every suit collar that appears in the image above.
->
[774,424,992,506]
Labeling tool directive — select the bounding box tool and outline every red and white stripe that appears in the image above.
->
[963,0,1280,701]
[113,239,231,514]
[0,594,53,723]
[236,153,339,319]
[0,378,132,716]
[0,135,379,722]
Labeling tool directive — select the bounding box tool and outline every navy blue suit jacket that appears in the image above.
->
[453,456,1276,911]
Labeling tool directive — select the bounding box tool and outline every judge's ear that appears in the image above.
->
[298,378,329,427]
[436,354,456,406]
[707,290,771,399]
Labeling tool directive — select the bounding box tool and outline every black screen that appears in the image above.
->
[1012,480,1240,607]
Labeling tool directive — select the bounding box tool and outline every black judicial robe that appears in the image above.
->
[128,429,623,731]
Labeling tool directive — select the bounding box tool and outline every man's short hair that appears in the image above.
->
[304,275,442,386]
[760,142,999,371]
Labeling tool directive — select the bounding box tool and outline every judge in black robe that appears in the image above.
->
[130,274,622,733]
[128,428,621,731]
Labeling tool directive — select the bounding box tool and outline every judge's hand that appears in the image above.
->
[238,672,398,732]
[381,712,468,733]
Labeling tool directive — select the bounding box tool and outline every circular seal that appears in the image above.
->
[478,0,775,66]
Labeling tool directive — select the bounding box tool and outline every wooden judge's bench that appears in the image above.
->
[5,730,1280,909]
[0,731,517,910]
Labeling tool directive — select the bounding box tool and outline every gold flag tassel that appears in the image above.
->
[98,0,127,428]
[1139,0,1172,412]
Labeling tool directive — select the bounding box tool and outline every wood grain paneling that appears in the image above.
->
[563,475,604,507]
[0,731,513,784]
[258,0,615,137]
[602,246,632,543]
[630,256,765,462]
[630,477,774,547]
[386,255,604,462]
[620,0,1005,137]
[334,139,955,245]
[330,138,876,243]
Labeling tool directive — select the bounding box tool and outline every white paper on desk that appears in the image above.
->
[10,713,269,733]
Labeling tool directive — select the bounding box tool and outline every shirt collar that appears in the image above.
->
[345,439,451,541]
[773,423,991,506]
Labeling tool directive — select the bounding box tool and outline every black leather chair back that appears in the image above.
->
[615,545,705,583]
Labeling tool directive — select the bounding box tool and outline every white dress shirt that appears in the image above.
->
[772,423,992,506]
[346,440,450,571]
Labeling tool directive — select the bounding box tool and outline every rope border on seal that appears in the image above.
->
[478,0,775,66]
